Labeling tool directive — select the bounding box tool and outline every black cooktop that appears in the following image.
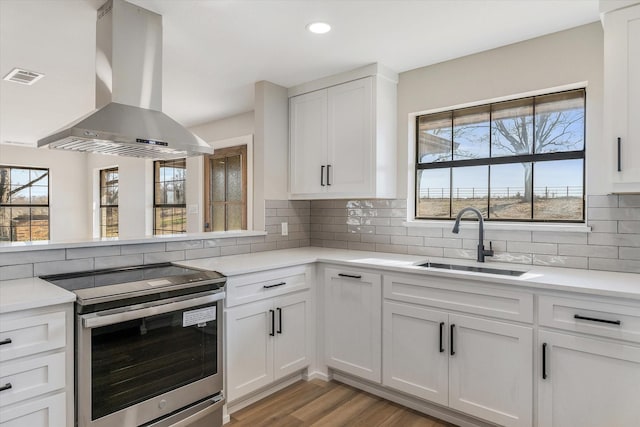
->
[41,263,226,311]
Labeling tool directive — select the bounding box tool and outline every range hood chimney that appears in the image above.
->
[37,0,212,159]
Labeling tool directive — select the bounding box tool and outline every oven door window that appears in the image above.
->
[90,303,218,420]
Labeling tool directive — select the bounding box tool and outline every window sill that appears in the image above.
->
[403,220,591,233]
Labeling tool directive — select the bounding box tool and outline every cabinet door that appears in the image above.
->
[226,299,274,402]
[274,291,312,380]
[327,77,373,196]
[324,267,382,383]
[538,330,640,427]
[606,4,640,190]
[0,392,66,427]
[448,314,533,427]
[382,301,448,405]
[289,89,328,195]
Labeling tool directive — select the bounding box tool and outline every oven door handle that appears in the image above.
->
[82,292,225,329]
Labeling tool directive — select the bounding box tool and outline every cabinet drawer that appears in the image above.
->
[0,352,66,408]
[0,312,66,362]
[0,392,66,427]
[226,265,311,307]
[539,295,640,343]
[384,274,533,323]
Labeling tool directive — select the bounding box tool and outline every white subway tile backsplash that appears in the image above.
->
[507,241,557,255]
[532,231,587,244]
[375,244,408,254]
[0,249,65,266]
[221,245,251,256]
[251,242,277,253]
[588,195,618,208]
[166,240,204,251]
[66,246,120,259]
[589,258,640,274]
[618,221,640,234]
[34,258,94,276]
[185,247,221,260]
[619,247,640,260]
[558,244,618,258]
[588,207,639,221]
[588,220,618,233]
[619,195,640,208]
[143,251,185,264]
[121,243,166,254]
[390,235,423,246]
[424,237,462,249]
[408,246,444,257]
[375,226,407,236]
[0,264,33,280]
[347,242,376,252]
[94,254,144,269]
[588,233,640,247]
[533,254,588,269]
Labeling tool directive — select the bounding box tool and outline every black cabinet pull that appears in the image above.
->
[0,383,11,392]
[338,273,362,279]
[542,343,548,380]
[439,322,445,353]
[269,309,275,336]
[0,338,12,346]
[450,324,455,356]
[574,314,621,326]
[263,282,286,289]
[321,165,326,186]
[618,137,622,172]
[277,307,282,334]
[327,164,332,186]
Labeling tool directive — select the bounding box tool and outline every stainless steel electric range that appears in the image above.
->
[42,263,226,427]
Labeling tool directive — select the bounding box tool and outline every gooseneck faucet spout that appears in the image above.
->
[451,207,494,263]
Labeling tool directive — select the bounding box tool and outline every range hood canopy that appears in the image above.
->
[37,0,212,159]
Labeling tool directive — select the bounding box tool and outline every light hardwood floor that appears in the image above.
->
[228,379,457,427]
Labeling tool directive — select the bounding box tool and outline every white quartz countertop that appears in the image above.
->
[0,277,76,313]
[177,247,640,301]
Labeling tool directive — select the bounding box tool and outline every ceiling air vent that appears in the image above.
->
[3,68,45,85]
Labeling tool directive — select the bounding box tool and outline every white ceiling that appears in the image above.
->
[0,0,600,147]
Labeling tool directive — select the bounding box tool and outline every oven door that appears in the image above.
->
[76,292,225,427]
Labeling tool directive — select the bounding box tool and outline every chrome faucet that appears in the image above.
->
[452,207,494,263]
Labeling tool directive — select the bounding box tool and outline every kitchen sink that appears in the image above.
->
[418,262,527,277]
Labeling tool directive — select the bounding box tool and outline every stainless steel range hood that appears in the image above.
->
[37,0,212,159]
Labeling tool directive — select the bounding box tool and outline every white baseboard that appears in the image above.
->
[303,370,330,382]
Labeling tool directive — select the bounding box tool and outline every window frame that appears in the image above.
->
[0,165,50,241]
[153,159,187,235]
[414,88,586,223]
[99,167,119,238]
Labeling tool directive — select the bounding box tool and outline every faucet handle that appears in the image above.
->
[486,241,495,256]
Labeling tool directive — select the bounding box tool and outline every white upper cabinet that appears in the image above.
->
[603,2,640,192]
[288,64,397,199]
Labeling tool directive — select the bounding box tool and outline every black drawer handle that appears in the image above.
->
[0,338,12,346]
[277,307,282,334]
[0,383,12,392]
[321,165,326,186]
[338,273,362,279]
[618,137,622,172]
[439,322,445,353]
[542,343,548,380]
[574,314,621,326]
[327,164,332,186]
[269,309,275,336]
[263,282,286,289]
[450,324,455,356]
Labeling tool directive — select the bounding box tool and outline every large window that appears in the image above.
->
[204,145,247,231]
[153,159,186,235]
[0,166,49,241]
[416,89,585,222]
[100,168,118,238]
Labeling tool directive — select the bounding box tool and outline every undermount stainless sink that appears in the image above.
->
[418,262,527,277]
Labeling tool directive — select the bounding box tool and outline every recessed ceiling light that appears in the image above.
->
[3,68,45,85]
[307,22,331,34]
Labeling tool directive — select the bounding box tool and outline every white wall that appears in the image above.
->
[397,22,605,197]
[0,144,91,241]
[254,81,289,230]
[86,154,152,238]
[190,111,254,143]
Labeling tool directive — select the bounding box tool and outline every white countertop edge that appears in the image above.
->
[0,277,76,314]
[0,230,267,253]
[177,248,640,301]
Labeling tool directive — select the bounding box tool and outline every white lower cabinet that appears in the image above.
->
[324,267,382,383]
[226,290,312,402]
[538,330,640,427]
[383,301,533,427]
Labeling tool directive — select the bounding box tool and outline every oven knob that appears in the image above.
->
[158,399,167,410]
